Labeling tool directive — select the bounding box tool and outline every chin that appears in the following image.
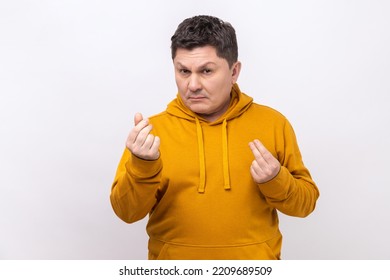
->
[189,104,210,115]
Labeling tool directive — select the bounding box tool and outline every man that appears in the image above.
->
[110,15,319,260]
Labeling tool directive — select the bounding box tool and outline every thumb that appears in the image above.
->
[134,112,143,126]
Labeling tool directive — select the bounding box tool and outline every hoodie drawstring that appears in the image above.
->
[195,118,231,193]
[222,119,231,190]
[195,118,206,193]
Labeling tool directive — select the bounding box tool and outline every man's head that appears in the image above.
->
[171,15,238,68]
[171,16,241,122]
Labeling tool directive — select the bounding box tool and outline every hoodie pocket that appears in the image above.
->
[148,236,281,260]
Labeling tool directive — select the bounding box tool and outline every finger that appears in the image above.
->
[143,133,156,149]
[253,139,274,164]
[249,141,268,166]
[149,136,160,156]
[128,118,149,144]
[134,124,153,146]
[140,135,160,160]
[254,139,281,177]
[250,159,264,175]
[250,164,261,181]
[134,112,143,126]
[249,141,261,157]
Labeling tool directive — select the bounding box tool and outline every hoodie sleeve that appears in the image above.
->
[110,148,162,223]
[257,119,319,217]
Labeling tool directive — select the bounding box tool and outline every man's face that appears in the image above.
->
[173,46,241,122]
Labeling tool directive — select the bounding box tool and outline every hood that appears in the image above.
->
[166,83,253,193]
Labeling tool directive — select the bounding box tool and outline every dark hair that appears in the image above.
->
[170,15,238,68]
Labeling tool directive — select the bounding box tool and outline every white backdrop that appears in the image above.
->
[1,0,389,259]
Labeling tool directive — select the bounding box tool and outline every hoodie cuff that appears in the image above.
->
[125,154,162,179]
[257,166,293,200]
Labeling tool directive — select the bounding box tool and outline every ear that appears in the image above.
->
[231,61,242,84]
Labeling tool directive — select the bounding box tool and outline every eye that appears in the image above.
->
[202,68,212,74]
[179,69,190,75]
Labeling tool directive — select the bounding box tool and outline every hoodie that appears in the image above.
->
[110,83,319,260]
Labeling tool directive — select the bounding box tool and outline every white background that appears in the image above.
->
[1,0,389,259]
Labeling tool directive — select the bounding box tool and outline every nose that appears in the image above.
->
[188,74,202,93]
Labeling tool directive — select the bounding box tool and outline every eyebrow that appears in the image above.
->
[175,61,217,69]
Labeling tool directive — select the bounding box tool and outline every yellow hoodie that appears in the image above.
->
[110,84,319,260]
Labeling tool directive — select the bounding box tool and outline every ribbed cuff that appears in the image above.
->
[257,166,292,200]
[125,154,162,179]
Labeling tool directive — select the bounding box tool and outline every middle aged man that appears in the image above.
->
[110,15,319,260]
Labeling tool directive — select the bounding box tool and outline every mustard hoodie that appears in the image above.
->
[110,84,319,260]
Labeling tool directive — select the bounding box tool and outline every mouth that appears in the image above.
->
[188,95,206,100]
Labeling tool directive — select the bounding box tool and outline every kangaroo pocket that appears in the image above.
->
[148,236,281,260]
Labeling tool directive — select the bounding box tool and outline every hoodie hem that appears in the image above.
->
[148,234,282,260]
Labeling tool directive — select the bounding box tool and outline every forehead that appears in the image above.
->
[173,46,228,67]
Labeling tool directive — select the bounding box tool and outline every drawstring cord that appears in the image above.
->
[195,118,231,193]
[222,119,231,190]
[195,118,206,193]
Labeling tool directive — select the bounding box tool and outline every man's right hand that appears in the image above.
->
[126,113,160,160]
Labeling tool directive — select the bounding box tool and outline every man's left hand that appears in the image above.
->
[249,139,281,184]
